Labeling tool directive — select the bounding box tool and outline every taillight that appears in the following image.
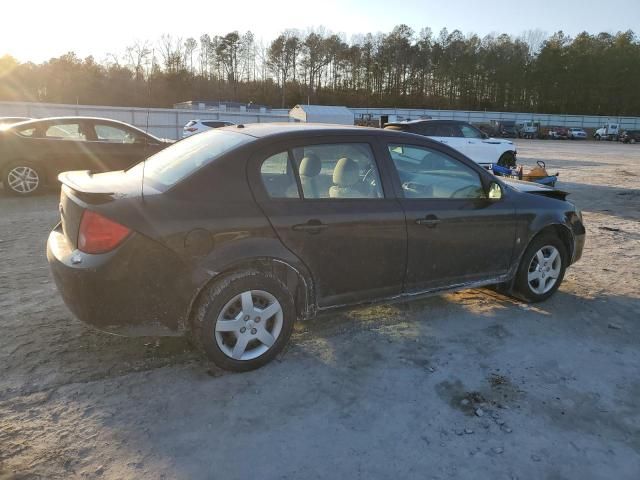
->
[184,127,197,132]
[77,210,131,254]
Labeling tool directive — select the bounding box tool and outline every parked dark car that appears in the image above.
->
[547,126,569,140]
[47,124,585,371]
[0,117,172,195]
[620,130,640,144]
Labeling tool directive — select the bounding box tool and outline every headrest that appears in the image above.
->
[299,153,321,177]
[333,157,359,187]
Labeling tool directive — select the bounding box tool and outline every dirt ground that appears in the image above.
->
[1,139,639,480]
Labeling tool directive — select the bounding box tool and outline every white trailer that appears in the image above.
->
[289,105,354,125]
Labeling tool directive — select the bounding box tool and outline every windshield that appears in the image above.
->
[127,129,252,188]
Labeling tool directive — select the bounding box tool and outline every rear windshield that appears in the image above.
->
[126,129,252,188]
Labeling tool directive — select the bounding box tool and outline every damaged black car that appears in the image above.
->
[47,124,585,371]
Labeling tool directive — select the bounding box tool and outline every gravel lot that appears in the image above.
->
[1,139,639,479]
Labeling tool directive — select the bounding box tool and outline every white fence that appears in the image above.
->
[0,101,292,140]
[3,101,640,137]
[351,108,640,130]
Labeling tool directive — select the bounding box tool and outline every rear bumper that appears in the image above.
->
[47,224,195,336]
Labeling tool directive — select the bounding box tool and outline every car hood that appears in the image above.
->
[501,178,568,201]
[484,137,514,145]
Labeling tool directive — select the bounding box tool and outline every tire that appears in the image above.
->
[512,232,568,303]
[497,151,517,168]
[3,162,44,196]
[595,134,601,141]
[190,270,295,372]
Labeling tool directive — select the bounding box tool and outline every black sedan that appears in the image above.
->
[620,130,640,144]
[47,124,585,371]
[0,117,171,195]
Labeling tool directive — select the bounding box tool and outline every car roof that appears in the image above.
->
[9,116,135,126]
[6,116,160,139]
[384,119,467,127]
[220,122,383,139]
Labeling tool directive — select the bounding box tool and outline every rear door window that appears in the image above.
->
[260,151,299,198]
[290,143,383,199]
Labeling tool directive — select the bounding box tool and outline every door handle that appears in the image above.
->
[415,215,440,227]
[292,220,328,234]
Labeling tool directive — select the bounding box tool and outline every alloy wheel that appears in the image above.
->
[214,290,283,361]
[7,166,39,194]
[527,245,562,295]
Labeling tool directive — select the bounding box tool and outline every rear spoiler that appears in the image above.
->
[58,170,115,195]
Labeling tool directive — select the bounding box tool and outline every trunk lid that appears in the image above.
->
[57,170,159,249]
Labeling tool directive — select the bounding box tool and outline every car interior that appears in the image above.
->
[260,143,384,200]
[388,145,486,199]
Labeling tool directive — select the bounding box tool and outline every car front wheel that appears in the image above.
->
[3,162,43,196]
[498,151,516,168]
[512,233,568,303]
[191,270,295,372]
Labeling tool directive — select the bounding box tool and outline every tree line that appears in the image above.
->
[1,26,639,116]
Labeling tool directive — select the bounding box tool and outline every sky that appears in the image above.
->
[2,0,639,63]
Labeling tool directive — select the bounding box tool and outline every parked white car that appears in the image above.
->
[384,120,517,167]
[567,127,587,139]
[183,119,235,138]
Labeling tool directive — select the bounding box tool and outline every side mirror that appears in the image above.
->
[488,181,503,200]
[481,132,489,139]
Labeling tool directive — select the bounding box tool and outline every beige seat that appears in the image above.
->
[329,157,362,198]
[286,153,322,198]
[299,153,322,198]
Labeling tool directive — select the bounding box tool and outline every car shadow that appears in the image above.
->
[16,287,639,478]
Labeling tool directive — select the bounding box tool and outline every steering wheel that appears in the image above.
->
[362,168,377,188]
[450,184,480,199]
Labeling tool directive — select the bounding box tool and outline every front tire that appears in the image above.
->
[3,162,43,196]
[190,271,295,372]
[497,151,517,168]
[512,233,568,303]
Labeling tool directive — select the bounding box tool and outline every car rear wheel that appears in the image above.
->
[512,233,567,303]
[497,151,516,168]
[191,270,295,372]
[3,162,43,196]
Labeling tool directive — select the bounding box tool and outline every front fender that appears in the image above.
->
[508,201,581,282]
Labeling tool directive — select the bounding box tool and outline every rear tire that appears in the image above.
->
[3,162,44,196]
[190,270,295,372]
[512,233,568,303]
